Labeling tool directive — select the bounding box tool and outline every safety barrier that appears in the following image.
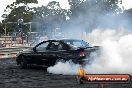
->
[0,46,31,59]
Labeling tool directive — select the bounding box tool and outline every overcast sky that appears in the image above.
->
[0,0,132,21]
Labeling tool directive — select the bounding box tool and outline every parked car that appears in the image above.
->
[16,39,99,68]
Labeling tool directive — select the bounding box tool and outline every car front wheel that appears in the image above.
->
[19,56,27,69]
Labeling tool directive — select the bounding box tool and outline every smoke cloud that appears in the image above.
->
[47,60,79,75]
[87,28,128,45]
[85,29,132,74]
[47,29,132,75]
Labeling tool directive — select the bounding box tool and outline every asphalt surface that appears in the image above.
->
[0,58,131,88]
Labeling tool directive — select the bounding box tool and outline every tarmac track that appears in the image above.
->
[0,58,131,88]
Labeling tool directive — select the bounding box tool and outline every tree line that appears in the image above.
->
[0,0,132,36]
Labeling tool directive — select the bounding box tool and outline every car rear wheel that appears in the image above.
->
[79,77,86,84]
[19,56,27,69]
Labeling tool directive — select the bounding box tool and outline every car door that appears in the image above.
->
[57,42,74,61]
[57,42,86,63]
[45,41,61,66]
[32,41,50,65]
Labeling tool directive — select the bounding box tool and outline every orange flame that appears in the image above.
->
[78,66,86,76]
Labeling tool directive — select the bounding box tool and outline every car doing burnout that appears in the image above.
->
[16,39,99,68]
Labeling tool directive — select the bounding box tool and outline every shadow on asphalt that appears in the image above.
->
[25,65,48,71]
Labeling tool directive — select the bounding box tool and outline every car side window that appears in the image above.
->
[57,43,69,50]
[46,42,59,51]
[58,43,63,50]
[36,42,49,52]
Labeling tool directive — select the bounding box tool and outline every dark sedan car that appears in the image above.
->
[16,39,99,68]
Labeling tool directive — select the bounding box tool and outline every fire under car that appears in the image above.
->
[16,39,99,68]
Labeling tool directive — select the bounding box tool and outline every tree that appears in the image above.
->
[2,0,38,34]
[15,0,38,4]
[67,0,121,32]
[33,1,68,34]
[0,22,4,35]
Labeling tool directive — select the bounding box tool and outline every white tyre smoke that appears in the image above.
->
[47,60,80,75]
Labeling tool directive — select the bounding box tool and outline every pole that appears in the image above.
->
[5,24,6,36]
[29,22,32,34]
[29,22,32,45]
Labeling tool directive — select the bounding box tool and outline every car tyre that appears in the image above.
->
[79,77,86,84]
[19,56,27,69]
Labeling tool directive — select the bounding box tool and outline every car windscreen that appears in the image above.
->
[63,40,90,48]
